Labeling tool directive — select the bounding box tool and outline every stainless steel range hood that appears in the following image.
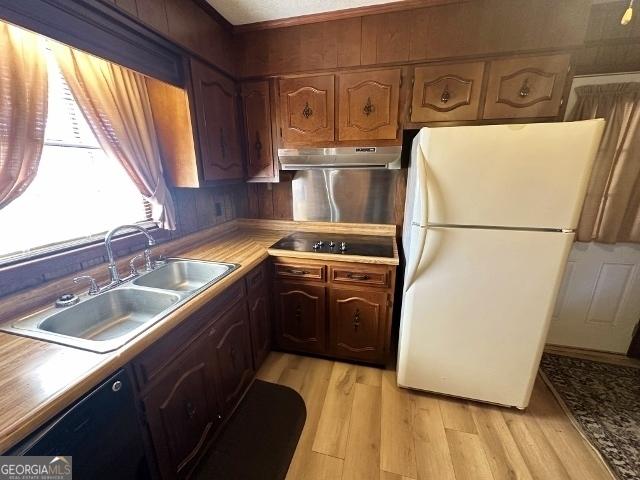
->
[278,146,401,170]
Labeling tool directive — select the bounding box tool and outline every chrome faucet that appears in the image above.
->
[105,224,156,284]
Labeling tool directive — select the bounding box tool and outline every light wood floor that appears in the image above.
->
[256,352,614,480]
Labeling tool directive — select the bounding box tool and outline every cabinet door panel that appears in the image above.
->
[278,75,335,145]
[483,54,570,119]
[246,264,272,369]
[143,338,221,478]
[330,288,388,363]
[274,282,326,354]
[209,300,254,415]
[241,81,276,180]
[338,68,401,141]
[191,59,243,181]
[411,62,485,122]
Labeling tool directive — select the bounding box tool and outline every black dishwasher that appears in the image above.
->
[9,369,150,480]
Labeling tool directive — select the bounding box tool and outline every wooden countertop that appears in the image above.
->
[0,219,398,453]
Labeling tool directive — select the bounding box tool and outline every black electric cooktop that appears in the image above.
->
[270,231,394,258]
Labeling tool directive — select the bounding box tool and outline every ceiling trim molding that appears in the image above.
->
[193,0,233,31]
[232,0,468,34]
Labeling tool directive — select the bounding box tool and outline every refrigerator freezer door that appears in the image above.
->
[397,226,574,408]
[417,120,604,230]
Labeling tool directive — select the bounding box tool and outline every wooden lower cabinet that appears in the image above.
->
[330,288,389,364]
[141,335,222,479]
[271,258,396,364]
[133,268,271,480]
[209,299,255,416]
[274,281,327,354]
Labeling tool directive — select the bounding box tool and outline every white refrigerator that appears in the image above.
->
[398,120,604,409]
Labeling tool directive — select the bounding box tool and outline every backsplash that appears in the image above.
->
[0,185,248,299]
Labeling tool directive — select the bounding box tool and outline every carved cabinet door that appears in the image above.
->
[278,75,335,145]
[241,80,276,181]
[208,299,255,416]
[190,59,243,181]
[411,62,485,122]
[483,54,571,119]
[142,336,222,478]
[274,281,327,354]
[329,288,389,363]
[338,68,402,141]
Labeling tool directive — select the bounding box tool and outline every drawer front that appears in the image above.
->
[274,262,325,281]
[246,262,267,290]
[411,62,485,123]
[483,54,570,119]
[330,265,389,288]
[133,281,246,389]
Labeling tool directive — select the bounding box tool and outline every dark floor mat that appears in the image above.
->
[192,380,306,480]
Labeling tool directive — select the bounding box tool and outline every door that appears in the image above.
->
[241,81,276,181]
[142,337,221,478]
[483,54,571,119]
[330,288,388,363]
[209,299,255,416]
[547,242,640,353]
[190,59,243,181]
[278,74,335,145]
[274,281,326,354]
[412,121,604,229]
[411,62,485,122]
[338,68,401,141]
[399,225,574,408]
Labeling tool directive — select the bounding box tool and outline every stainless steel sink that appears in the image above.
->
[2,258,239,353]
[133,260,232,292]
[38,288,180,341]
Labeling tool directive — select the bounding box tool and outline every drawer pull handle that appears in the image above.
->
[347,273,369,280]
[287,268,309,275]
[519,78,530,98]
[186,401,196,419]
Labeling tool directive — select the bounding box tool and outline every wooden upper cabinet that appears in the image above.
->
[338,68,401,141]
[190,59,243,182]
[241,81,276,181]
[483,54,571,119]
[411,62,485,123]
[278,75,335,145]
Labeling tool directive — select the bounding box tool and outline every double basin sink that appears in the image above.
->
[1,259,238,353]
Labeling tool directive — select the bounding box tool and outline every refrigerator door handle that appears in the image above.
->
[405,224,427,290]
[405,143,430,290]
[418,142,429,227]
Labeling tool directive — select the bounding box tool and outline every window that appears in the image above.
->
[0,46,152,263]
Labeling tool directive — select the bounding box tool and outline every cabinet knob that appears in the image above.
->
[219,127,227,159]
[440,85,450,104]
[111,380,122,392]
[519,78,530,98]
[363,97,375,116]
[353,308,361,332]
[185,401,196,419]
[302,101,313,119]
[254,131,263,157]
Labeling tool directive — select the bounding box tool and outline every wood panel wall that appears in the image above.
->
[108,0,237,76]
[237,0,591,78]
[574,0,640,75]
